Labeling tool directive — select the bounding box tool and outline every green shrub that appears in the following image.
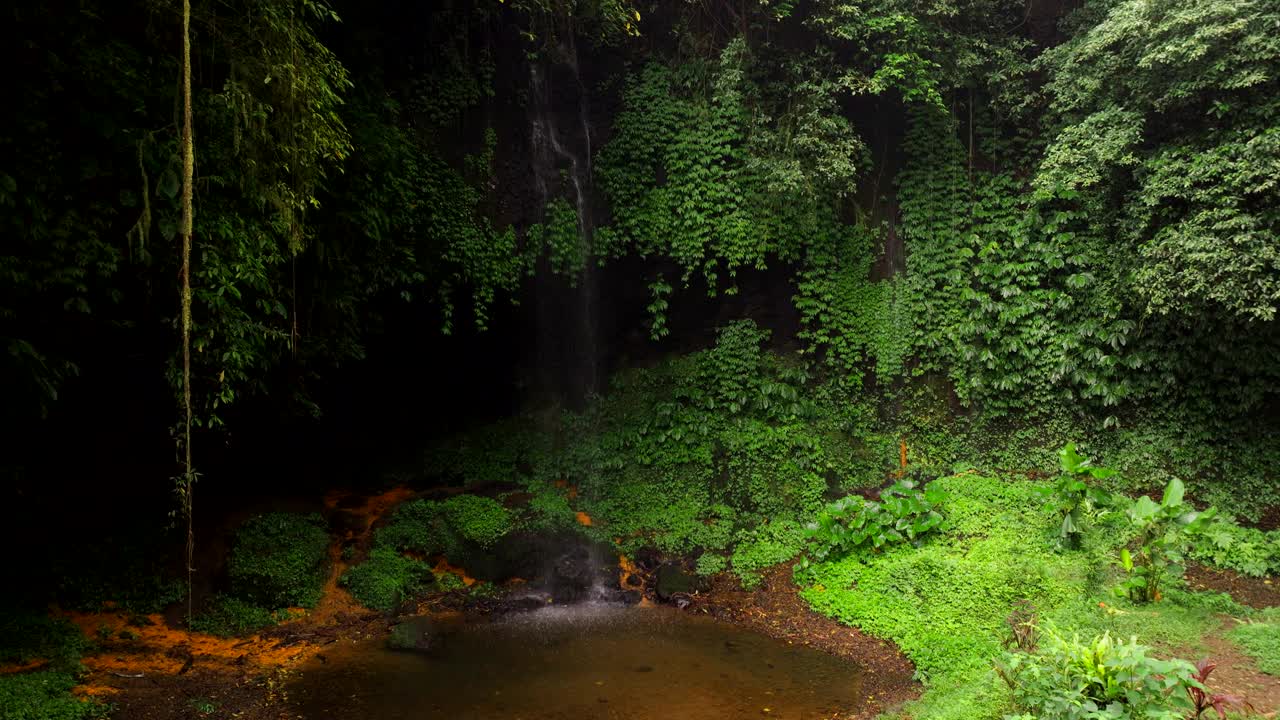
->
[1039,443,1117,550]
[0,671,107,720]
[522,483,579,532]
[695,553,727,576]
[375,495,511,561]
[434,571,467,592]
[228,513,331,608]
[1115,478,1215,604]
[1229,612,1280,676]
[798,479,946,574]
[340,548,434,612]
[439,495,511,549]
[730,520,806,589]
[188,595,282,637]
[1191,518,1280,578]
[997,627,1196,720]
[375,499,446,554]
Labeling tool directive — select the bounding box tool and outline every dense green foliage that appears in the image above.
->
[800,478,947,569]
[187,596,291,638]
[998,627,1197,720]
[339,548,435,613]
[0,671,107,720]
[227,513,330,609]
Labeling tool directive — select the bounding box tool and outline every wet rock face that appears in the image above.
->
[461,531,625,611]
[655,563,707,605]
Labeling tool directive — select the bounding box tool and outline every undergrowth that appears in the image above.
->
[800,474,1237,720]
[0,671,108,720]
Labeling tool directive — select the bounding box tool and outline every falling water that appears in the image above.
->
[527,34,599,401]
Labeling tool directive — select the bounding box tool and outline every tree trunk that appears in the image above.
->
[180,0,196,623]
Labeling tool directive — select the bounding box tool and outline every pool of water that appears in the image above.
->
[288,604,867,719]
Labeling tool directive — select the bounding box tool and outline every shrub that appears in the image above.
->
[799,478,946,573]
[1116,478,1215,603]
[997,626,1197,720]
[439,495,511,549]
[695,553,727,576]
[730,520,806,589]
[1191,518,1280,578]
[228,513,331,608]
[188,595,281,637]
[1039,443,1116,549]
[375,500,445,554]
[375,495,511,559]
[0,671,107,720]
[340,548,434,612]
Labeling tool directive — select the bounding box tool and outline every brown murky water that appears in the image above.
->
[288,604,866,719]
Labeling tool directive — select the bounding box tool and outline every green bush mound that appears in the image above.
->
[374,495,511,557]
[189,512,331,636]
[341,495,510,611]
[799,474,1230,720]
[340,548,435,612]
[0,671,107,720]
[228,512,331,609]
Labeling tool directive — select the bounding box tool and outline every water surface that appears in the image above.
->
[289,605,866,719]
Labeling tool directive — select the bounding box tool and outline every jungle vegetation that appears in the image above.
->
[3,0,1280,718]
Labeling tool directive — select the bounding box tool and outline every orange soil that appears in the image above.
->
[433,558,477,586]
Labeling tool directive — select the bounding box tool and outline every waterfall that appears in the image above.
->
[527,35,599,401]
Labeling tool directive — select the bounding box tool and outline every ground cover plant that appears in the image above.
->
[1229,610,1280,677]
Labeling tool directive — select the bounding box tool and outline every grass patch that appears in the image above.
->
[1229,609,1280,676]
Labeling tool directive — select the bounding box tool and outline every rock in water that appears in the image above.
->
[655,563,700,601]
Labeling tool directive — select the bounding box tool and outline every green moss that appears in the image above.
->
[340,548,434,612]
[228,513,330,609]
